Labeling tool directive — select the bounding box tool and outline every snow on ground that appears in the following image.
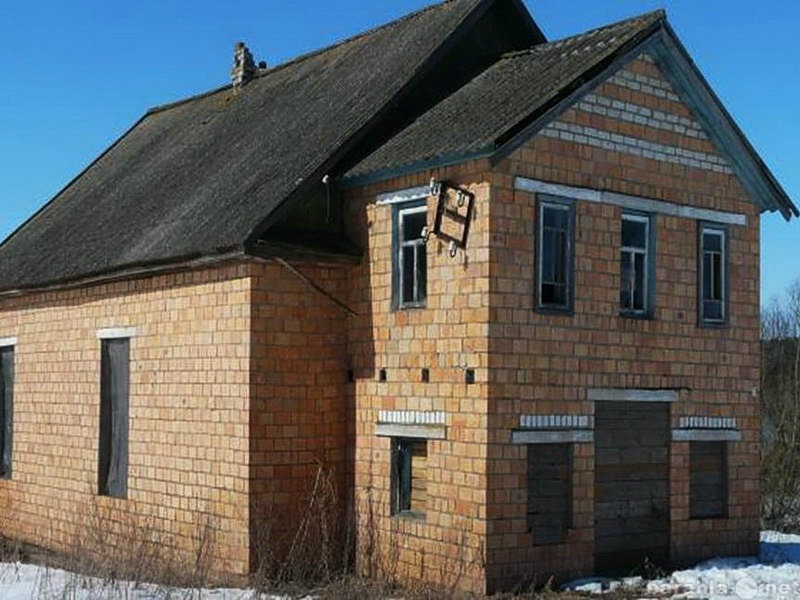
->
[0,561,286,600]
[567,531,800,599]
[2,532,800,599]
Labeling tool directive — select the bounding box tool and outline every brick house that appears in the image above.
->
[0,0,795,593]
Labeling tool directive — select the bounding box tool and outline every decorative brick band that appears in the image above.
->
[539,121,733,174]
[678,416,737,430]
[576,93,708,140]
[608,67,682,103]
[377,410,445,426]
[519,414,592,430]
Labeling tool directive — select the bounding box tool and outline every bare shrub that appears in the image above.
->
[251,458,351,592]
[45,492,223,597]
[762,282,800,530]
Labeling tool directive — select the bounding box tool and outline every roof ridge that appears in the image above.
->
[501,9,665,60]
[145,0,479,117]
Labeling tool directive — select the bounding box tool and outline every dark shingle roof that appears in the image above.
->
[347,10,665,180]
[0,0,488,292]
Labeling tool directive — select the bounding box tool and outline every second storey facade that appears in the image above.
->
[343,51,762,591]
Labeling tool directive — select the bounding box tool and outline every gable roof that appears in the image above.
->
[0,0,541,294]
[345,11,798,221]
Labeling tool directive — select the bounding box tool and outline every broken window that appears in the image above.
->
[98,338,129,498]
[393,202,428,309]
[537,197,574,312]
[0,345,13,479]
[699,225,727,325]
[391,438,428,516]
[620,213,653,316]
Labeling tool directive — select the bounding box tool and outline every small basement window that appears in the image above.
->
[690,441,728,519]
[393,201,428,309]
[391,438,428,516]
[527,443,572,544]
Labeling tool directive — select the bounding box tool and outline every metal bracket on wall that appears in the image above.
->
[429,178,475,255]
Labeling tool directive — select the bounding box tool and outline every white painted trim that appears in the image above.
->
[0,337,17,348]
[515,177,746,226]
[96,327,137,340]
[375,424,446,440]
[588,388,679,402]
[512,430,594,444]
[376,186,430,205]
[519,414,592,429]
[378,410,445,426]
[679,416,737,430]
[672,428,742,442]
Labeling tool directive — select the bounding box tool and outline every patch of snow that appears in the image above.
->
[564,531,800,599]
[0,562,286,600]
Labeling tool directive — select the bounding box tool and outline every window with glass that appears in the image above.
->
[699,225,727,325]
[620,213,653,316]
[393,202,427,309]
[537,197,574,313]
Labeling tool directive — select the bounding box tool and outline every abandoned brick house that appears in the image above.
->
[0,0,795,593]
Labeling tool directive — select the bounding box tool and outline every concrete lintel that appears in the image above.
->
[375,424,446,440]
[511,430,593,444]
[672,428,742,442]
[376,186,430,205]
[588,388,679,403]
[0,337,18,348]
[515,177,746,226]
[96,327,137,340]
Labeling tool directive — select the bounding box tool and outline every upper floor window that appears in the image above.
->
[536,196,574,313]
[620,213,654,317]
[699,225,728,326]
[393,201,428,309]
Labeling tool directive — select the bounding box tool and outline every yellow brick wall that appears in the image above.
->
[486,55,761,588]
[249,260,351,567]
[343,161,493,594]
[0,263,252,574]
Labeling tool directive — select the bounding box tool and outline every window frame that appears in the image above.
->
[698,223,730,327]
[0,345,14,480]
[535,195,576,315]
[390,437,427,518]
[392,200,428,311]
[98,337,130,499]
[619,211,656,318]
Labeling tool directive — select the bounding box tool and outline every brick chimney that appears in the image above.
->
[231,42,257,88]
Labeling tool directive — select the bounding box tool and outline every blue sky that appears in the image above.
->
[0,0,797,304]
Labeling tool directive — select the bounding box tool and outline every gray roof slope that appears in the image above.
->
[347,11,665,180]
[347,10,798,219]
[0,0,485,292]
